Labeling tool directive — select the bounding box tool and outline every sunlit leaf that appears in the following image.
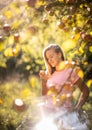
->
[77,69,84,78]
[79,46,84,53]
[36,0,46,6]
[12,20,21,29]
[83,62,88,65]
[0,44,4,51]
[89,46,92,53]
[10,3,20,14]
[76,14,82,19]
[4,47,13,57]
[26,65,31,70]
[21,88,31,97]
[84,3,88,7]
[73,34,80,41]
[29,75,40,88]
[90,31,92,35]
[86,80,92,87]
[0,99,3,104]
[8,36,14,45]
[80,4,83,9]
[4,10,12,19]
[62,39,76,51]
[75,67,84,78]
[76,19,83,27]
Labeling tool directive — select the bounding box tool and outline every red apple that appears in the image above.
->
[81,33,91,42]
[14,33,20,42]
[73,27,80,33]
[48,10,54,16]
[71,35,75,39]
[42,17,49,24]
[26,0,36,7]
[66,0,75,4]
[57,21,65,29]
[66,15,72,19]
[13,98,26,112]
[63,27,69,32]
[0,35,3,42]
[69,6,76,14]
[44,4,52,11]
[28,25,37,34]
[3,23,11,31]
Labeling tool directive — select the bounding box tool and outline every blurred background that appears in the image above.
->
[0,0,92,129]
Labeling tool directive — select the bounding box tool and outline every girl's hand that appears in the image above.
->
[67,106,77,113]
[39,70,48,81]
[75,105,82,111]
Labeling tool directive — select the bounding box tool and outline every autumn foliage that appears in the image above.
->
[0,0,92,129]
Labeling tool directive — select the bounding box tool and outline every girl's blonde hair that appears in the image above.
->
[43,44,65,75]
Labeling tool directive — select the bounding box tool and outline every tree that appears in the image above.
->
[0,0,92,129]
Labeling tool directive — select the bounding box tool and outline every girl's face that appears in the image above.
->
[46,49,62,67]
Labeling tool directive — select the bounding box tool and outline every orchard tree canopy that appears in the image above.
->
[0,0,92,81]
[0,0,92,129]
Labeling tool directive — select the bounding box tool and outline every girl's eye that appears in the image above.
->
[48,56,53,61]
[47,56,52,61]
[47,54,54,61]
[50,55,53,58]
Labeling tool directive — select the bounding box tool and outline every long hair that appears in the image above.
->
[43,44,65,75]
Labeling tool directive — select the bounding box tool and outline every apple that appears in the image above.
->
[73,27,80,33]
[0,35,3,42]
[69,6,76,14]
[81,33,91,42]
[63,27,69,32]
[42,17,49,24]
[14,33,19,42]
[28,25,37,34]
[44,4,52,11]
[13,98,26,112]
[66,15,72,20]
[71,35,75,39]
[48,10,54,16]
[3,23,11,31]
[26,0,36,7]
[66,0,75,4]
[57,21,65,29]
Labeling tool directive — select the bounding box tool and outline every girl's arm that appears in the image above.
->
[74,78,89,110]
[41,79,48,95]
[39,70,48,96]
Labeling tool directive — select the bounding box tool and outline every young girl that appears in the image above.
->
[39,44,90,130]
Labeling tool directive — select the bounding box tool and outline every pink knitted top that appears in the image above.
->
[46,68,80,108]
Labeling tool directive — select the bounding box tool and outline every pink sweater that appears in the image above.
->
[46,68,80,108]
